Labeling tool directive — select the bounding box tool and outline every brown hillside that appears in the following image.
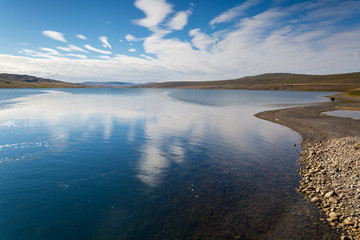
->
[135,72,360,92]
[0,73,85,88]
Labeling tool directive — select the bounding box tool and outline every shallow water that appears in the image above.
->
[0,89,340,239]
[323,110,360,120]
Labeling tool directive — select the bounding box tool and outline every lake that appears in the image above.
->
[0,88,340,239]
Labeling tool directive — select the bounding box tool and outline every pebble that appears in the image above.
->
[311,197,320,203]
[298,137,360,239]
[329,212,338,220]
[329,197,338,204]
[325,191,334,198]
[344,219,354,225]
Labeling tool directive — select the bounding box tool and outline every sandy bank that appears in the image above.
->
[255,94,360,239]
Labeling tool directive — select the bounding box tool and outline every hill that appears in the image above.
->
[0,73,85,88]
[135,72,360,93]
[81,82,135,88]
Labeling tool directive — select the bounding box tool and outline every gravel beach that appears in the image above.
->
[256,94,360,239]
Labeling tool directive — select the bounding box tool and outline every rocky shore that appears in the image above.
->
[256,94,360,239]
[298,137,360,240]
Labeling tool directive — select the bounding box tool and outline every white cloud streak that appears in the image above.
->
[66,54,87,59]
[42,30,67,42]
[84,44,112,55]
[99,36,112,49]
[76,34,87,40]
[210,0,262,26]
[57,44,89,53]
[39,47,61,56]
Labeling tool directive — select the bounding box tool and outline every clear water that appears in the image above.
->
[323,110,360,120]
[0,89,339,240]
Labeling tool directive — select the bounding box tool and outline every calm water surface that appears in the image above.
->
[0,89,340,239]
[323,110,360,120]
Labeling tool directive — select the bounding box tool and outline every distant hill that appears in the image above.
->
[0,73,85,88]
[81,82,135,88]
[134,72,360,92]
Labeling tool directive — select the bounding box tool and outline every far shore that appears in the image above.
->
[255,93,360,145]
[256,94,360,239]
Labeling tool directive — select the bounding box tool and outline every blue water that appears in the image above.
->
[323,110,360,120]
[0,89,339,239]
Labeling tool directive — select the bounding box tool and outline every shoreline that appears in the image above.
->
[255,94,360,239]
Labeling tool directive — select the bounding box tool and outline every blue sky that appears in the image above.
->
[0,0,359,83]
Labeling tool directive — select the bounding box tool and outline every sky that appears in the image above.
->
[0,0,359,83]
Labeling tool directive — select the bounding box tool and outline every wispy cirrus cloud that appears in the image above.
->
[39,47,61,56]
[56,44,88,53]
[133,0,173,29]
[19,49,64,59]
[66,54,87,59]
[99,36,112,49]
[76,34,87,40]
[42,30,67,42]
[84,44,112,55]
[210,0,263,26]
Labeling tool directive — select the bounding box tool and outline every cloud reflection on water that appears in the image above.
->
[0,89,301,187]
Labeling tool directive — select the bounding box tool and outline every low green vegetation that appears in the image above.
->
[347,88,360,97]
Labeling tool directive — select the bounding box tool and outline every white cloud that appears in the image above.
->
[42,30,67,42]
[57,44,88,53]
[189,29,217,51]
[99,36,112,49]
[129,48,136,52]
[119,39,124,43]
[99,55,111,59]
[6,0,360,83]
[66,54,87,59]
[133,0,173,29]
[210,0,262,26]
[84,44,112,55]
[39,47,61,56]
[125,34,139,42]
[167,10,192,30]
[76,34,87,40]
[19,49,64,59]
